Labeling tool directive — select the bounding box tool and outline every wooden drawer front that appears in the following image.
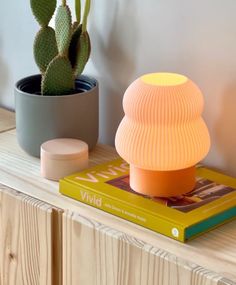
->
[63,210,228,285]
[0,184,62,285]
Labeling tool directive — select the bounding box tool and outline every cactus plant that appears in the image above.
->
[30,0,91,95]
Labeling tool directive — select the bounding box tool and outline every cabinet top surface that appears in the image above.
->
[0,108,15,133]
[0,108,235,282]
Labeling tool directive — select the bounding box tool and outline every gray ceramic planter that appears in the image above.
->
[15,74,98,157]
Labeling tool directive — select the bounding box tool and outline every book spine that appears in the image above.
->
[60,180,185,242]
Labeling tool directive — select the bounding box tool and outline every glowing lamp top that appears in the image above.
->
[141,73,188,86]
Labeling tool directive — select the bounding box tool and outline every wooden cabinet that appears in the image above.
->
[0,108,235,285]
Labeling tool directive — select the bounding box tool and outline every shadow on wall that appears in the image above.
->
[215,84,236,177]
[0,38,10,107]
[90,1,138,145]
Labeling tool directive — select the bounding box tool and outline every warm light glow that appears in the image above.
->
[141,73,187,86]
[115,72,211,196]
[116,73,210,171]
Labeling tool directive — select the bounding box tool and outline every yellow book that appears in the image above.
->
[59,159,236,242]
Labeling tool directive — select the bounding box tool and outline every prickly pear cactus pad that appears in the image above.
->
[42,56,74,95]
[30,0,56,27]
[75,31,91,77]
[55,5,72,55]
[34,27,58,73]
[85,32,91,62]
[69,24,82,68]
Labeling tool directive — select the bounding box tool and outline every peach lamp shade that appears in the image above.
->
[115,73,210,197]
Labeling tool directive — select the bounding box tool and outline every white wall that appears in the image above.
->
[1,0,236,176]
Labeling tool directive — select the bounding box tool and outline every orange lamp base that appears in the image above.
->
[130,165,196,197]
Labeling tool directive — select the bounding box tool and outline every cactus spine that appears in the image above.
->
[31,0,91,95]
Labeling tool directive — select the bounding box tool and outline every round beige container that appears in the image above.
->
[41,138,89,181]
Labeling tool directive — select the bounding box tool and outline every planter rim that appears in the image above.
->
[15,74,98,98]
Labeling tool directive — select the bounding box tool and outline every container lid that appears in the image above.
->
[41,138,88,160]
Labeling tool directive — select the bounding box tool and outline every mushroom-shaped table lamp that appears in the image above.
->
[115,73,210,197]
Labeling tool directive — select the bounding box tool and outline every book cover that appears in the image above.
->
[59,159,236,242]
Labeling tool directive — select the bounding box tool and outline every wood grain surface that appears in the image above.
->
[63,210,234,285]
[0,108,235,284]
[0,109,15,133]
[0,184,62,285]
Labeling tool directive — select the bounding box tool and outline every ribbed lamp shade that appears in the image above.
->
[115,73,210,197]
